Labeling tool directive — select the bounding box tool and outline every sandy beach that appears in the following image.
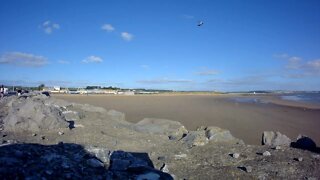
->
[53,94,320,145]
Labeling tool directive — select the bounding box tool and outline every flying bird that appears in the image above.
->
[197,21,204,26]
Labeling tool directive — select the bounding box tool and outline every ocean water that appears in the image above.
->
[281,92,320,105]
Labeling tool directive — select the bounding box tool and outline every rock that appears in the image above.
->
[174,154,187,159]
[41,136,46,140]
[2,95,69,132]
[32,133,37,136]
[58,131,64,135]
[182,130,208,147]
[136,172,160,180]
[86,158,104,168]
[294,157,303,162]
[134,118,188,140]
[232,153,240,159]
[239,166,252,173]
[110,159,131,171]
[160,163,169,173]
[85,146,111,164]
[262,151,271,156]
[205,126,240,143]
[274,146,281,150]
[291,135,317,152]
[262,131,291,146]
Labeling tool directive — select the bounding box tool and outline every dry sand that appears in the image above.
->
[53,94,320,145]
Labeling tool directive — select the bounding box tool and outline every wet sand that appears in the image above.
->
[53,94,320,145]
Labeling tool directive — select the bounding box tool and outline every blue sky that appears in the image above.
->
[0,0,320,91]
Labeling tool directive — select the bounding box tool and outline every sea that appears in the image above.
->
[281,92,320,105]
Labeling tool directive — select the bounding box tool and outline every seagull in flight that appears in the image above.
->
[197,21,204,26]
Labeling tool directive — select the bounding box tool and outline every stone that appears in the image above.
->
[160,163,169,173]
[58,131,64,135]
[174,154,187,159]
[294,157,303,162]
[239,166,252,173]
[275,146,281,150]
[86,158,104,168]
[262,151,271,156]
[134,118,188,140]
[262,131,291,146]
[205,126,238,143]
[232,153,240,159]
[32,133,37,136]
[183,130,208,147]
[110,159,131,171]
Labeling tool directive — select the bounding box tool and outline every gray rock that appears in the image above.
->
[291,134,317,151]
[183,130,208,147]
[160,163,169,173]
[263,151,271,156]
[2,95,69,132]
[232,153,240,159]
[262,131,291,146]
[110,159,131,171]
[86,158,104,168]
[134,118,188,140]
[205,126,239,143]
[85,146,110,164]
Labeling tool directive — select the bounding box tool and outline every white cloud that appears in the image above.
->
[58,60,70,64]
[273,53,289,59]
[101,24,115,32]
[82,56,103,63]
[40,20,60,34]
[137,78,192,84]
[0,52,48,67]
[121,32,133,41]
[304,59,320,73]
[286,56,302,69]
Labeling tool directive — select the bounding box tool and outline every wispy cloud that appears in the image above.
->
[121,32,133,41]
[273,53,289,59]
[274,53,320,77]
[195,68,219,76]
[0,52,48,67]
[58,60,70,64]
[137,78,193,84]
[101,24,115,32]
[82,56,103,63]
[40,20,60,34]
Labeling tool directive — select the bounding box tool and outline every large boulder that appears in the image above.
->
[262,131,291,146]
[2,95,69,132]
[205,126,241,143]
[134,118,188,140]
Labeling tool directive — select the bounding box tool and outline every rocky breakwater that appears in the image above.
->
[0,94,320,179]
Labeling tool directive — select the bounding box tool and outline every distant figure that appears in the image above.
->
[197,21,204,26]
[0,85,4,98]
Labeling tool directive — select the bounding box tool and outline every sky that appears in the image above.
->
[0,0,320,91]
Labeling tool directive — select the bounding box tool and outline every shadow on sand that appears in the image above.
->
[0,142,173,179]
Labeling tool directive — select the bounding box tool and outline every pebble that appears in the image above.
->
[295,157,303,162]
[232,153,240,159]
[32,133,37,136]
[275,146,281,150]
[263,151,271,156]
[41,136,46,140]
[245,166,252,173]
[160,163,169,173]
[58,132,64,135]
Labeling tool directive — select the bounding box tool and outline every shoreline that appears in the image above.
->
[53,94,320,145]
